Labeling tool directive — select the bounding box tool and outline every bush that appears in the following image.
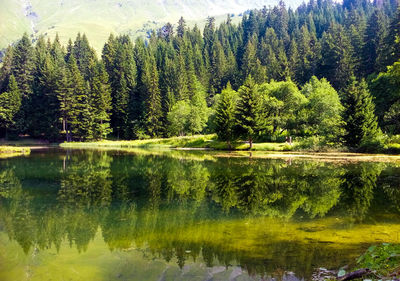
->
[295,135,344,152]
[357,243,400,277]
[357,134,387,153]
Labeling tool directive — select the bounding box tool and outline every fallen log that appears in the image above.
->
[337,268,371,281]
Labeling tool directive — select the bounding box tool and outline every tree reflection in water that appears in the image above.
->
[0,149,400,279]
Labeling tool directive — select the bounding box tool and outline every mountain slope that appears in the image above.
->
[0,0,302,53]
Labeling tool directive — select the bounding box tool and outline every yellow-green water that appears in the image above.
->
[0,148,399,280]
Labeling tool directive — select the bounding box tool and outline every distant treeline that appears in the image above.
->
[0,0,399,149]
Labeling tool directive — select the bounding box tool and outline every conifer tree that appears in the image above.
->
[343,77,381,147]
[319,24,354,90]
[383,7,400,66]
[11,33,34,132]
[234,76,264,149]
[88,61,112,140]
[214,82,238,148]
[0,46,14,92]
[142,56,163,137]
[242,36,266,84]
[0,75,21,137]
[363,9,388,75]
[177,17,186,38]
[72,33,96,79]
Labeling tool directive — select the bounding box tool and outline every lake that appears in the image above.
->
[0,148,399,281]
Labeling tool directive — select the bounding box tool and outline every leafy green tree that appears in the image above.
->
[188,79,209,134]
[257,80,307,136]
[0,75,21,137]
[343,77,381,148]
[301,76,345,141]
[167,100,191,136]
[214,83,238,148]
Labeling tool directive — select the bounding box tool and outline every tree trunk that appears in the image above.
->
[249,138,253,150]
[227,140,232,150]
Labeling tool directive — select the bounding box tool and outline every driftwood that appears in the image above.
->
[337,268,371,281]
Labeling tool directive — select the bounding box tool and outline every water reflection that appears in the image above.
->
[0,149,400,280]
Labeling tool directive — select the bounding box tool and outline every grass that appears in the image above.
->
[60,134,295,151]
[0,146,31,158]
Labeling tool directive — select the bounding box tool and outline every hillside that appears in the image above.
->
[0,0,302,54]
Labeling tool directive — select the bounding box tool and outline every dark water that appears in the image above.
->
[1,148,400,281]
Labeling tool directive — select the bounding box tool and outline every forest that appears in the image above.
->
[0,0,400,151]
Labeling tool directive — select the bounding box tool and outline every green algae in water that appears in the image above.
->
[0,149,400,281]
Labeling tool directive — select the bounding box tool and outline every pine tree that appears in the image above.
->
[319,24,355,90]
[142,56,163,137]
[0,46,14,92]
[214,82,238,148]
[363,9,388,75]
[72,33,96,79]
[383,7,400,66]
[0,75,21,137]
[177,17,186,38]
[288,38,300,81]
[29,37,60,139]
[210,41,227,93]
[11,33,34,133]
[88,61,112,140]
[234,76,264,149]
[242,36,266,84]
[343,77,381,147]
[297,25,319,84]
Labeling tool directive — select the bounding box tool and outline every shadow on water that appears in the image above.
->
[0,148,400,280]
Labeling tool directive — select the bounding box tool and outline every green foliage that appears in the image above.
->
[167,80,209,136]
[234,76,265,148]
[357,243,400,276]
[0,75,21,132]
[301,76,345,142]
[257,79,307,137]
[319,24,354,90]
[343,77,382,149]
[0,0,399,148]
[167,100,191,136]
[370,60,400,134]
[214,83,238,146]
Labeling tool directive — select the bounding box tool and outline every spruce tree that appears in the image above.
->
[0,75,21,137]
[214,82,238,148]
[142,56,163,137]
[11,33,34,133]
[363,9,387,75]
[343,77,381,147]
[88,61,112,140]
[72,33,96,79]
[319,24,355,90]
[234,76,264,149]
[177,17,186,38]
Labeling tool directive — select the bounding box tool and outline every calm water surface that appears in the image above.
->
[0,148,400,281]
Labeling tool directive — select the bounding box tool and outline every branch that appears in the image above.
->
[338,268,371,281]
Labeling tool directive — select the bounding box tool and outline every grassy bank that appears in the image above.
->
[60,134,296,151]
[0,146,31,158]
